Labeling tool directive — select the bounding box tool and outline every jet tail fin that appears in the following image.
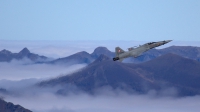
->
[115,47,125,57]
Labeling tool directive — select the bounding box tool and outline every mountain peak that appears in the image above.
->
[93,54,110,63]
[91,47,114,58]
[93,47,109,53]
[19,48,30,55]
[0,49,12,54]
[76,51,89,55]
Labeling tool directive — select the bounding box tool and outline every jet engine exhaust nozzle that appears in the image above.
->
[113,57,119,61]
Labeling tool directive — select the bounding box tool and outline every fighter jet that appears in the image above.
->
[113,40,172,62]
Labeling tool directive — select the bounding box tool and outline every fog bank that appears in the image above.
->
[0,59,87,80]
[4,92,200,112]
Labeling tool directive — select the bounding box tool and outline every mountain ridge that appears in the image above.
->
[38,53,200,96]
[0,48,48,62]
[0,99,32,112]
[1,46,200,65]
[48,46,200,64]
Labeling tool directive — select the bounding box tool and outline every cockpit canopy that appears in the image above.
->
[147,42,156,45]
[128,47,134,51]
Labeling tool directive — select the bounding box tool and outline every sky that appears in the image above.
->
[0,0,200,41]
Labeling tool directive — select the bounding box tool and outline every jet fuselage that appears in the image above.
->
[113,40,172,61]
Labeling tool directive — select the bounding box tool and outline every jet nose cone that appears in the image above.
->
[159,40,172,46]
[165,40,172,43]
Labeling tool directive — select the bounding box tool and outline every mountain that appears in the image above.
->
[0,50,13,62]
[0,99,32,112]
[38,54,200,96]
[2,46,200,64]
[49,51,94,65]
[49,47,114,65]
[48,46,200,65]
[132,53,200,96]
[161,46,200,61]
[0,48,48,62]
[91,47,115,58]
[38,55,159,94]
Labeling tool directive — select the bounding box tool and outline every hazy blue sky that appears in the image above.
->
[0,0,200,41]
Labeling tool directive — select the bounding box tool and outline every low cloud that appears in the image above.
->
[1,58,200,112]
[2,89,200,112]
[1,79,200,112]
[0,59,87,81]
